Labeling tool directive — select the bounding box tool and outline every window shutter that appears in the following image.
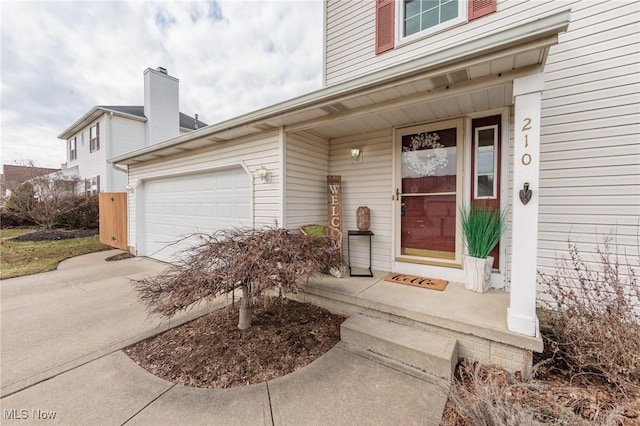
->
[96,175,100,193]
[469,0,497,21]
[375,0,394,54]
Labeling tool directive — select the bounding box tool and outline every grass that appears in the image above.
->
[0,235,111,280]
[0,228,36,240]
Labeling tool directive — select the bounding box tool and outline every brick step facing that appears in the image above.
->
[340,314,458,381]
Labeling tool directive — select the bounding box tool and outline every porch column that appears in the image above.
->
[508,73,544,337]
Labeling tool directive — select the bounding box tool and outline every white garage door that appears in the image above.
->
[141,167,252,262]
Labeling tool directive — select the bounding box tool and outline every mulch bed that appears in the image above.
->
[105,252,135,262]
[125,298,345,389]
[441,328,640,425]
[12,228,98,242]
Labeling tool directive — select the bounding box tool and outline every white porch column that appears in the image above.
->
[508,73,544,337]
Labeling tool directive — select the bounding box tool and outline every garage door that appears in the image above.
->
[141,167,251,262]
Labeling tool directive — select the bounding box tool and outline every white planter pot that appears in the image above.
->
[463,255,494,293]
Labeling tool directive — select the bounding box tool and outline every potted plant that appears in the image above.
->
[460,203,507,293]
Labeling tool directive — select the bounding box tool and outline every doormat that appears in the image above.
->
[384,273,448,291]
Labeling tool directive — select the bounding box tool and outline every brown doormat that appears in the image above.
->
[384,273,448,291]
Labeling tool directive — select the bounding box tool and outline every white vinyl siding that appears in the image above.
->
[329,129,393,271]
[127,131,281,253]
[285,132,330,229]
[70,115,107,194]
[107,116,146,192]
[325,0,569,86]
[535,0,639,277]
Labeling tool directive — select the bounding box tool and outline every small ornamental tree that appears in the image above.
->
[134,227,345,329]
[3,162,82,230]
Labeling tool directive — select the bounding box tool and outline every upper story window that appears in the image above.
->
[90,123,100,152]
[400,0,466,42]
[69,137,77,160]
[375,0,496,55]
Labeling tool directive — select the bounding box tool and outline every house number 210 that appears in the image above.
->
[521,117,532,166]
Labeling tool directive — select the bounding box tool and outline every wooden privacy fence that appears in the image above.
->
[99,192,128,251]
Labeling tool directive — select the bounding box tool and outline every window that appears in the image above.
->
[85,176,100,195]
[474,125,498,199]
[400,0,466,41]
[90,123,100,152]
[376,0,496,55]
[69,137,77,160]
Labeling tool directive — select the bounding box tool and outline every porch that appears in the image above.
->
[295,271,543,376]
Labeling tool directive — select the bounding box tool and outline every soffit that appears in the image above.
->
[112,10,570,165]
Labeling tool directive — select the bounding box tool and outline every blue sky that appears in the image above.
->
[0,0,324,168]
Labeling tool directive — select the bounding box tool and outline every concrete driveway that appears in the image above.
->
[0,250,448,425]
[0,250,220,397]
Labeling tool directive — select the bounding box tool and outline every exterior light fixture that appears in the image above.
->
[125,183,135,194]
[258,165,271,183]
[350,148,361,161]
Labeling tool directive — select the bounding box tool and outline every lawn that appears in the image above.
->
[1,234,111,279]
[0,228,36,240]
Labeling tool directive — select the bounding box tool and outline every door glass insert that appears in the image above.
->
[400,126,458,260]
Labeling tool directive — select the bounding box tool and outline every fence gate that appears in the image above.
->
[99,192,128,251]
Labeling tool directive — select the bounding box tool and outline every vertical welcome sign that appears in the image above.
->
[327,176,342,242]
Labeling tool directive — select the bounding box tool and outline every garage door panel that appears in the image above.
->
[142,167,252,262]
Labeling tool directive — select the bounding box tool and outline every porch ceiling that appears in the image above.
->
[111,10,570,166]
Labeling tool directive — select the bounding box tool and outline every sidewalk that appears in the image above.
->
[0,251,449,425]
[1,347,448,425]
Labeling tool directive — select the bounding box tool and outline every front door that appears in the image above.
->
[395,119,464,266]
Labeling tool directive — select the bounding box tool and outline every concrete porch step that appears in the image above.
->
[340,314,458,381]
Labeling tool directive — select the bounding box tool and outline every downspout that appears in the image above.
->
[106,111,113,191]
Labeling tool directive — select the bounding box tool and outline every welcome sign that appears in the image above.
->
[327,175,342,239]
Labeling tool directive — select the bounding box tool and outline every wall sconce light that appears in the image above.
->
[350,148,361,162]
[258,165,271,183]
[125,183,135,194]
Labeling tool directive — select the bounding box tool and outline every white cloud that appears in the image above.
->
[0,0,324,168]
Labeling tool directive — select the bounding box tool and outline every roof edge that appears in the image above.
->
[111,8,571,165]
[57,107,147,140]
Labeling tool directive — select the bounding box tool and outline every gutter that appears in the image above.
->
[58,107,146,140]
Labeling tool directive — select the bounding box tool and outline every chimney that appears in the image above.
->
[194,113,199,129]
[144,67,179,146]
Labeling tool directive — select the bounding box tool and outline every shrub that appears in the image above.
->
[538,234,640,392]
[56,194,99,229]
[134,226,345,330]
[0,209,36,228]
[445,361,631,425]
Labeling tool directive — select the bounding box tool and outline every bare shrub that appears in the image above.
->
[446,362,543,426]
[538,234,640,392]
[3,165,81,230]
[134,226,344,330]
[56,194,99,229]
[444,361,633,426]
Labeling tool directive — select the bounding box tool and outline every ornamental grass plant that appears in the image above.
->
[460,203,507,259]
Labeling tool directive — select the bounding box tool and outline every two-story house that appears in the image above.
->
[111,1,639,374]
[58,67,204,193]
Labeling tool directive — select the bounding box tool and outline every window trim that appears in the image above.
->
[69,137,77,161]
[395,0,467,46]
[89,123,100,152]
[473,124,499,200]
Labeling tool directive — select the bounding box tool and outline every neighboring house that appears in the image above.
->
[58,67,205,194]
[111,1,639,372]
[1,164,59,199]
